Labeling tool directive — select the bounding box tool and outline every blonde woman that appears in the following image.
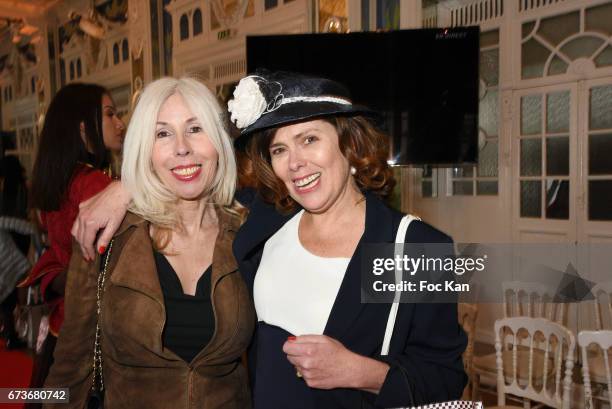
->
[45,77,255,409]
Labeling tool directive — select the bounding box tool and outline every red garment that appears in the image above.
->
[20,165,111,336]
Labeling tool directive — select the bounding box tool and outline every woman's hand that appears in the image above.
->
[71,181,131,260]
[283,335,389,393]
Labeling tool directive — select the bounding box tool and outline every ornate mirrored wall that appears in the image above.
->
[57,0,130,89]
[164,0,311,97]
[0,26,42,176]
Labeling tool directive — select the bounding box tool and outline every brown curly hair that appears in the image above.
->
[243,115,395,213]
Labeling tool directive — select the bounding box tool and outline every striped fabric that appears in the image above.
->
[0,216,35,303]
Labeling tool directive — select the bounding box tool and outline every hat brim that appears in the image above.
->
[234,101,378,149]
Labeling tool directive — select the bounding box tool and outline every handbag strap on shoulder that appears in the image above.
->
[92,240,113,393]
[382,214,420,356]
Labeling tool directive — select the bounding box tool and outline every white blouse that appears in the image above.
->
[253,210,350,336]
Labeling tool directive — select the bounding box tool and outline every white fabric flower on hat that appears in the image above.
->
[227,77,267,129]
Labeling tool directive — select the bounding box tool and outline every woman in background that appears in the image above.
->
[19,83,125,396]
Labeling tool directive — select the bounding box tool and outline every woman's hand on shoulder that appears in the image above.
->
[71,181,131,260]
[282,334,389,393]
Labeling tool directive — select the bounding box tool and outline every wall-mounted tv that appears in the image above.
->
[246,28,480,165]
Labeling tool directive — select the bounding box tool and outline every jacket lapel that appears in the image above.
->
[109,217,165,308]
[106,214,181,361]
[108,210,247,364]
[195,209,242,361]
[211,209,240,281]
[323,193,397,341]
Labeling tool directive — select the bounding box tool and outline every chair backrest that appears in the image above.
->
[459,303,478,371]
[578,330,612,409]
[458,303,478,397]
[592,282,612,330]
[503,281,567,325]
[494,317,575,409]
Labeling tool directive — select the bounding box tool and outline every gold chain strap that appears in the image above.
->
[92,240,113,393]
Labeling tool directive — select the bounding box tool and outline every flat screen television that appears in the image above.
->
[246,28,480,165]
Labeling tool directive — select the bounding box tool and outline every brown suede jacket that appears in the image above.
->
[45,210,255,409]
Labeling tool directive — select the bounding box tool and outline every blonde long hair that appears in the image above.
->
[121,77,237,230]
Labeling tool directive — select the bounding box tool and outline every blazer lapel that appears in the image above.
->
[233,194,297,263]
[323,193,397,341]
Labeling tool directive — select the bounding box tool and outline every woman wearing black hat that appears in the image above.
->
[72,71,467,408]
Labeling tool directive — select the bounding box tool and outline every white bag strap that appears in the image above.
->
[381,214,420,356]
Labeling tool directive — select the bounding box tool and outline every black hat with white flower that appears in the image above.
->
[228,70,375,142]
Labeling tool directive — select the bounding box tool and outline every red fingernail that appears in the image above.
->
[287,336,296,341]
[98,246,106,255]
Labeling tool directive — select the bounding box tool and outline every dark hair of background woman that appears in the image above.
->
[31,83,110,211]
[0,155,28,218]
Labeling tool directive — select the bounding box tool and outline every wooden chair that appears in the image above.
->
[592,282,612,330]
[489,317,575,409]
[472,282,565,401]
[579,330,612,409]
[502,281,567,325]
[458,303,478,399]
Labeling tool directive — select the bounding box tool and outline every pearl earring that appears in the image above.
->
[350,166,356,175]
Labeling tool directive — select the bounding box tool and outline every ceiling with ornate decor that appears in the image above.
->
[0,0,60,20]
[0,0,60,47]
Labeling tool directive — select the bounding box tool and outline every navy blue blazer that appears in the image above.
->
[234,190,467,408]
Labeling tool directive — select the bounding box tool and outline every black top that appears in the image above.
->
[154,251,215,363]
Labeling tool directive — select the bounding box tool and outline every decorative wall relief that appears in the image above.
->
[211,0,249,29]
[131,51,144,102]
[318,0,348,32]
[59,20,89,77]
[96,0,129,23]
[16,44,37,65]
[59,0,130,77]
[129,0,146,69]
[7,43,38,97]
